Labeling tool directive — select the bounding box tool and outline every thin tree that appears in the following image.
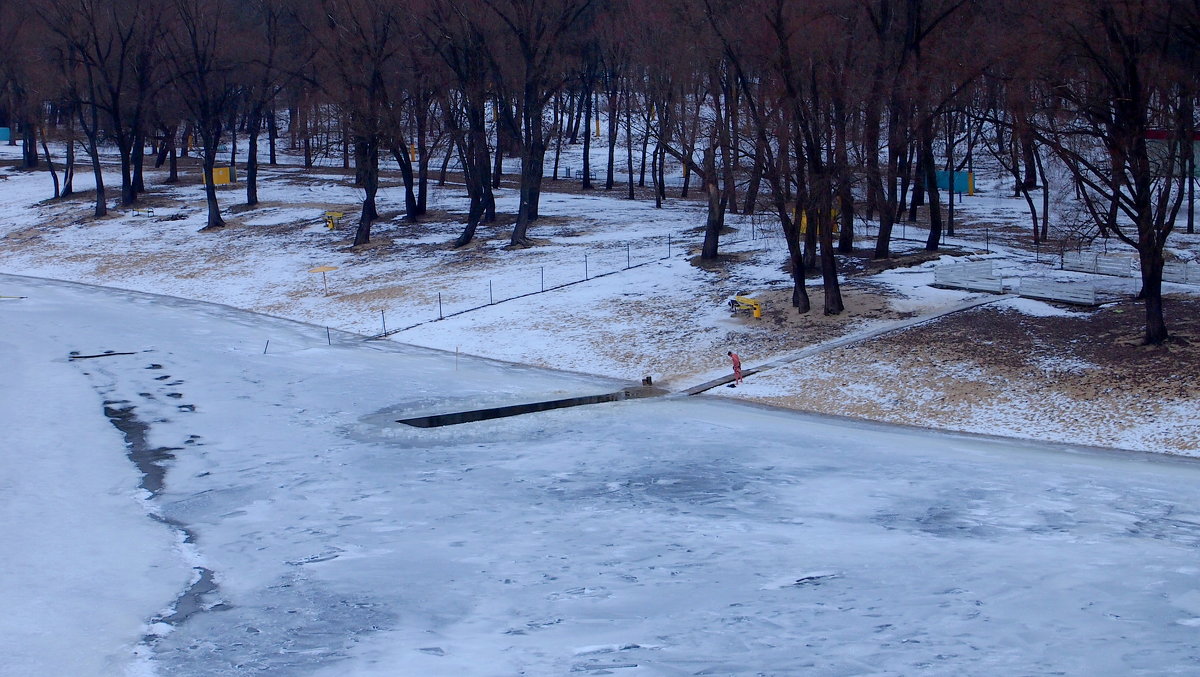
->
[163,0,242,230]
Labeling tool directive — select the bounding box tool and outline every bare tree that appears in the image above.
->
[1026,0,1189,344]
[308,0,406,246]
[40,0,164,207]
[472,0,595,245]
[422,0,498,248]
[236,0,306,208]
[163,0,242,230]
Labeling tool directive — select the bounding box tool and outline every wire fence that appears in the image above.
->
[367,236,676,339]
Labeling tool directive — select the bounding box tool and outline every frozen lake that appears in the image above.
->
[4,273,1200,676]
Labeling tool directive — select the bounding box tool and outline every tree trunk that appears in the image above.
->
[62,121,76,197]
[818,188,844,315]
[744,138,764,215]
[79,105,106,218]
[167,141,178,184]
[390,141,419,220]
[246,108,262,206]
[353,137,379,246]
[200,147,226,230]
[605,90,618,189]
[906,144,924,221]
[581,79,594,190]
[1137,241,1168,344]
[511,79,548,246]
[651,137,662,209]
[268,104,278,166]
[132,129,146,195]
[492,105,504,190]
[415,101,429,216]
[701,144,722,260]
[118,141,136,206]
[553,91,564,180]
[625,87,635,200]
[923,118,943,251]
[22,122,39,169]
[40,128,60,199]
[873,102,904,259]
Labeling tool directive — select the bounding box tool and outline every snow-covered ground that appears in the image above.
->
[4,139,1200,674]
[3,143,1197,454]
[7,273,1200,676]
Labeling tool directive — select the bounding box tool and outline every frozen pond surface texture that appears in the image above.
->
[3,274,1200,676]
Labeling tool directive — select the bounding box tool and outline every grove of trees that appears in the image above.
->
[2,0,1199,344]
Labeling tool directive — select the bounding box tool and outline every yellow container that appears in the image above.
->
[203,167,236,185]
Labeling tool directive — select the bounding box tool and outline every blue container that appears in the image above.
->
[0,127,10,142]
[933,170,973,194]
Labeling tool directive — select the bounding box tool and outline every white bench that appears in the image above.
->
[1163,262,1189,284]
[932,261,1005,294]
[1164,261,1200,285]
[1063,252,1133,277]
[1062,252,1096,274]
[1018,279,1098,306]
[1095,254,1133,277]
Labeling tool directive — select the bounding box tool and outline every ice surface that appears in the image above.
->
[5,274,1200,675]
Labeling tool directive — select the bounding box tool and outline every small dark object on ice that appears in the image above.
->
[727,383,737,388]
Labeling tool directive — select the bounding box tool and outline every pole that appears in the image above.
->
[326,327,331,345]
[381,310,386,334]
[627,243,631,268]
[667,234,671,258]
[584,254,589,280]
[489,280,493,304]
[438,292,443,320]
[321,271,329,295]
[540,266,544,292]
[263,340,269,354]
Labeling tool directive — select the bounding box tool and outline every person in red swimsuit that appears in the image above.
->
[727,351,743,386]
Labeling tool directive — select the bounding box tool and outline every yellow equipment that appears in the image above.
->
[728,295,762,319]
[202,166,236,185]
[323,211,344,230]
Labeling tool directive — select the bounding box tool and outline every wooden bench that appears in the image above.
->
[132,207,155,217]
[932,261,1005,294]
[1018,279,1098,306]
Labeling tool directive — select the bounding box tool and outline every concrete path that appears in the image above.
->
[677,294,1014,396]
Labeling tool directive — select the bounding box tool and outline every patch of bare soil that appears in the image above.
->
[722,281,904,361]
[744,295,1200,453]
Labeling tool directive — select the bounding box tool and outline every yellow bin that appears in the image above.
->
[203,167,236,185]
